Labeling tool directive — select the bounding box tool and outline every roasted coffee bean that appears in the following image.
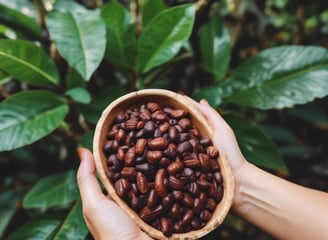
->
[160,217,173,237]
[136,171,148,194]
[193,198,202,215]
[147,150,162,164]
[135,138,147,155]
[155,168,167,197]
[167,161,184,175]
[144,121,155,135]
[140,205,164,222]
[124,147,136,167]
[121,167,136,179]
[147,189,159,208]
[182,209,193,226]
[148,137,168,150]
[115,129,126,144]
[115,178,131,198]
[103,102,224,236]
[178,118,192,129]
[168,175,184,190]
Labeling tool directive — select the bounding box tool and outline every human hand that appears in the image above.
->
[77,148,152,240]
[184,97,250,211]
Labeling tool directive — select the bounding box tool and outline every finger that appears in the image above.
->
[77,148,106,205]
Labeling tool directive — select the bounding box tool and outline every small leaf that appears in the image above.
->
[198,15,231,81]
[227,46,328,109]
[54,199,88,240]
[137,4,195,73]
[142,0,167,27]
[101,1,137,70]
[226,114,288,173]
[0,39,60,86]
[66,87,91,104]
[8,212,65,240]
[46,2,106,80]
[23,170,79,208]
[0,90,68,151]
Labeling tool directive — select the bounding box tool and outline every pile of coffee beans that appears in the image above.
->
[103,102,224,236]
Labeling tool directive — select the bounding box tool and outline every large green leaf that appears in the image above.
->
[226,114,288,173]
[227,46,328,109]
[137,4,195,73]
[0,39,60,86]
[46,2,106,80]
[0,90,68,151]
[0,3,40,40]
[101,1,137,70]
[54,199,88,240]
[8,212,65,240]
[198,15,231,81]
[23,170,79,208]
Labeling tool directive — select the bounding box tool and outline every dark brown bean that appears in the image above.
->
[147,189,159,208]
[155,168,167,197]
[114,178,130,198]
[167,162,184,175]
[136,171,148,194]
[160,217,173,237]
[148,137,168,150]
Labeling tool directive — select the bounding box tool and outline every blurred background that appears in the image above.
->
[0,0,327,239]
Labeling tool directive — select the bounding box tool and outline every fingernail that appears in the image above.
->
[200,99,209,105]
[77,147,85,161]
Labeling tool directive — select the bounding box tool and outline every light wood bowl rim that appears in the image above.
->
[93,89,234,239]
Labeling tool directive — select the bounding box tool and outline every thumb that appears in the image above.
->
[77,148,106,205]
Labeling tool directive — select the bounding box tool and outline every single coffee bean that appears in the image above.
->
[124,147,136,167]
[140,205,164,222]
[147,150,162,164]
[148,137,168,150]
[115,178,131,198]
[160,217,173,237]
[155,168,167,197]
[135,138,147,155]
[136,171,148,194]
[167,161,184,175]
[168,175,184,190]
[147,189,159,208]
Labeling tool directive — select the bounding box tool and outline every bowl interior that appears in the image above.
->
[93,89,234,239]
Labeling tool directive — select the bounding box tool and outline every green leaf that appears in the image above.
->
[198,15,231,81]
[8,212,65,240]
[192,85,224,106]
[46,3,106,80]
[101,1,137,70]
[66,87,91,104]
[137,4,195,73]
[54,199,88,240]
[0,190,25,238]
[23,170,79,208]
[226,114,288,173]
[142,0,167,27]
[0,39,60,86]
[227,46,328,109]
[0,90,68,151]
[79,130,94,150]
[0,3,40,40]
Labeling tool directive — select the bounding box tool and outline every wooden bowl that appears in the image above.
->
[93,89,234,239]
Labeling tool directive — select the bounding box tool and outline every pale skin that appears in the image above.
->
[77,97,328,240]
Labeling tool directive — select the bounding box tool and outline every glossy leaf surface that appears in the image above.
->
[101,1,137,69]
[137,4,195,73]
[46,2,106,80]
[0,90,68,151]
[0,40,59,86]
[228,46,328,109]
[23,170,78,208]
[199,15,231,81]
[226,114,288,173]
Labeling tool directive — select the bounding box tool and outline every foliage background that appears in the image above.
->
[0,0,328,239]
